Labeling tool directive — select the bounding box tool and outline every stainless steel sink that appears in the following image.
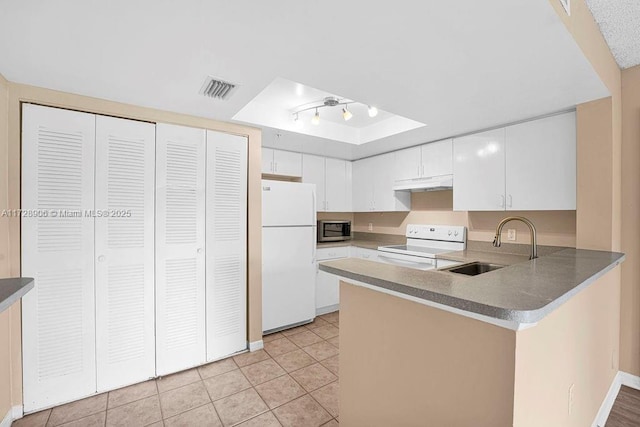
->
[440,261,505,276]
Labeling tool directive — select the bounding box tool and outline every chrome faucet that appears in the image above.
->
[493,216,538,260]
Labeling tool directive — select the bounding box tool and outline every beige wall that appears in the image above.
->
[1,82,263,409]
[353,191,577,247]
[513,270,620,426]
[339,281,516,427]
[620,65,640,375]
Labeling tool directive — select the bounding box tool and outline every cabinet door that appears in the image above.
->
[302,154,326,211]
[352,158,373,211]
[373,152,410,211]
[421,139,453,177]
[505,112,576,210]
[21,104,96,411]
[345,161,353,212]
[95,116,156,391]
[325,158,348,212]
[205,130,248,361]
[273,149,302,177]
[155,124,207,375]
[262,147,274,174]
[394,146,421,181]
[355,247,379,262]
[453,129,506,211]
[316,269,340,312]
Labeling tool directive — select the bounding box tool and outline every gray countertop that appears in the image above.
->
[0,277,34,314]
[319,248,624,329]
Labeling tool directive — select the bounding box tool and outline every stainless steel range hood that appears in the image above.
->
[392,174,453,192]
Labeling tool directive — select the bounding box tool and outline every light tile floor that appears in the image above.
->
[14,312,340,427]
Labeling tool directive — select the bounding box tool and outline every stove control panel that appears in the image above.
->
[406,224,466,242]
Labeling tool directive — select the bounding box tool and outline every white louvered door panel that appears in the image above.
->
[205,131,248,361]
[95,116,156,391]
[156,123,206,375]
[21,104,96,411]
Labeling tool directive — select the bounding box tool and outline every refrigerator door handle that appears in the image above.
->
[312,227,316,263]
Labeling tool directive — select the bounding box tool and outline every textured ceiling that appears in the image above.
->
[585,0,640,69]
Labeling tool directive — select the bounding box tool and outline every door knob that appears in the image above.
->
[97,255,105,262]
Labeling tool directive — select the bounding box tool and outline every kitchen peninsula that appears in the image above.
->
[320,248,624,426]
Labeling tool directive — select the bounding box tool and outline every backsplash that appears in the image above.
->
[352,190,577,248]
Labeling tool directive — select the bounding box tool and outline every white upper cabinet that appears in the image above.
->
[263,148,302,177]
[302,154,326,211]
[155,123,207,375]
[353,153,410,212]
[262,147,274,174]
[205,130,248,361]
[21,104,97,411]
[453,128,507,211]
[453,112,576,211]
[325,158,350,212]
[505,112,576,210]
[394,146,422,181]
[302,155,351,212]
[393,140,453,183]
[95,116,156,392]
[422,139,453,177]
[352,157,373,212]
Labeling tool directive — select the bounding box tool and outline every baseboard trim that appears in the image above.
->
[316,304,339,316]
[592,371,640,427]
[11,405,22,420]
[0,409,12,427]
[619,371,640,390]
[248,340,264,351]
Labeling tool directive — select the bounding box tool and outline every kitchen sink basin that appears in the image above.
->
[440,261,505,276]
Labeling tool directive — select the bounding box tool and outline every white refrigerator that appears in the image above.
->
[262,180,317,332]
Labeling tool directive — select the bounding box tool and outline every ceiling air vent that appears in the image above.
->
[559,0,570,15]
[200,76,238,100]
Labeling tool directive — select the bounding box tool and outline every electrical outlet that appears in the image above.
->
[507,229,516,241]
[368,223,373,231]
[568,384,575,415]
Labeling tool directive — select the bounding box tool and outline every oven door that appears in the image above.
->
[376,250,436,270]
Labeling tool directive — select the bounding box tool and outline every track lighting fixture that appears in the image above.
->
[292,96,379,126]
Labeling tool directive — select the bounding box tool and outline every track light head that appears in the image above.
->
[342,107,353,121]
[311,109,320,125]
[368,105,378,117]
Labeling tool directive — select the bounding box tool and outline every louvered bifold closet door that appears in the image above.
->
[156,123,207,375]
[95,116,156,391]
[205,131,248,361]
[21,104,96,412]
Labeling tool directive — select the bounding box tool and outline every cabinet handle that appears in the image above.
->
[418,166,421,177]
[421,164,425,177]
[507,195,513,208]
[274,162,278,173]
[270,161,274,173]
[500,195,505,208]
[326,201,329,211]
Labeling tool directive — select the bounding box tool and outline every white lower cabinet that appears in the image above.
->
[21,105,248,412]
[352,247,380,262]
[315,247,349,314]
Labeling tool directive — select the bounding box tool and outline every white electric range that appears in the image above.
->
[377,224,467,270]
